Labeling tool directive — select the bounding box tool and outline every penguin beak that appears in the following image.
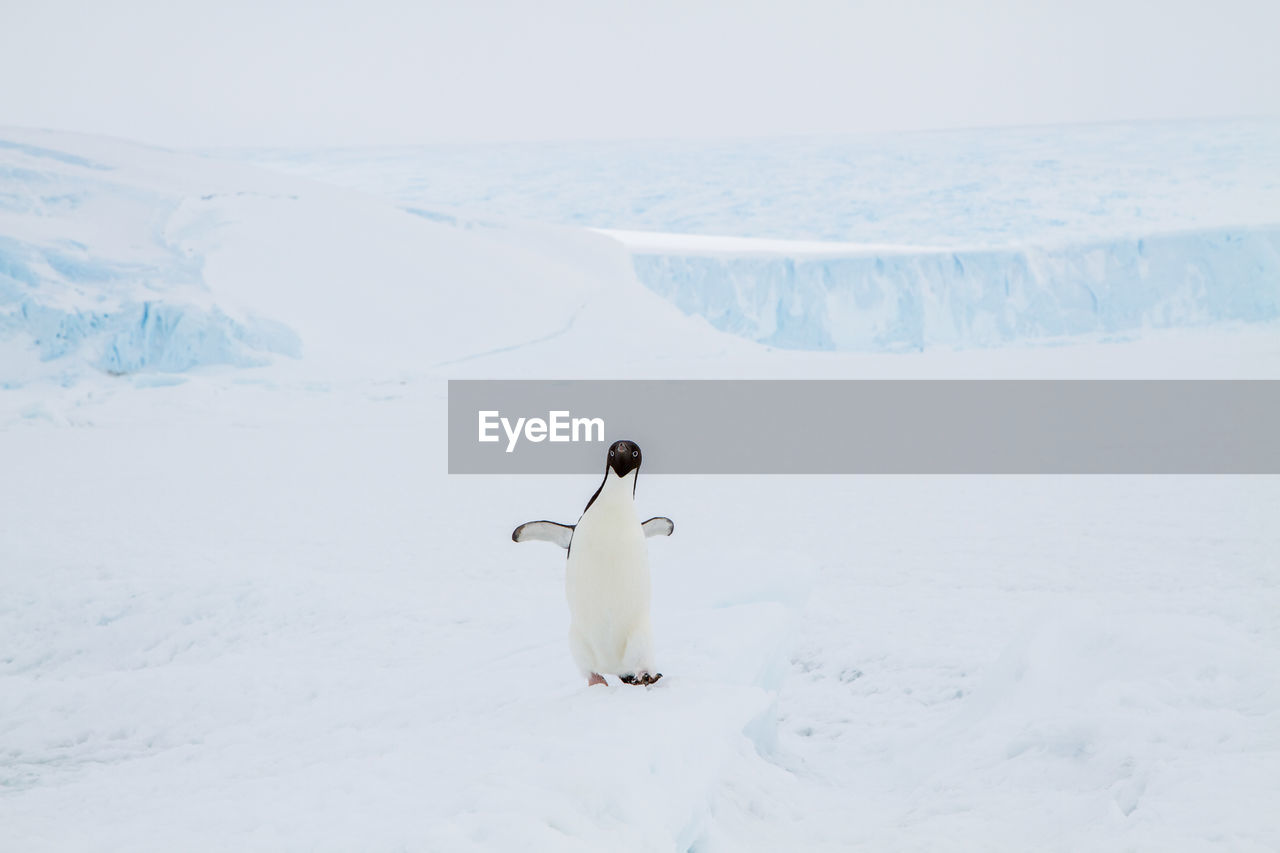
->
[608,441,640,478]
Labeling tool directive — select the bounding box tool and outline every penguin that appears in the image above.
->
[512,439,674,687]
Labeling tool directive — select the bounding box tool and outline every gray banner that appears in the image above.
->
[448,380,1280,474]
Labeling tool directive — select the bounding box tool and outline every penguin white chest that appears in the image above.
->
[565,474,653,675]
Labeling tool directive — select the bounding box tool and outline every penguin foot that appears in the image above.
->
[619,672,663,686]
[587,673,608,687]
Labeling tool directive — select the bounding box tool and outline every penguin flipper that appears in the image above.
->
[641,517,675,538]
[512,520,575,548]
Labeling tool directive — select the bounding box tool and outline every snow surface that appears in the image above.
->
[4,428,1278,852]
[2,126,1279,851]
[228,119,1280,246]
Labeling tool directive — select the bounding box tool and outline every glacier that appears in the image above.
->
[0,237,300,379]
[0,131,308,382]
[4,121,1279,383]
[0,128,653,385]
[623,227,1280,351]
[225,119,1280,355]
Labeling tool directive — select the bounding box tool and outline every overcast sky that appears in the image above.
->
[2,0,1278,148]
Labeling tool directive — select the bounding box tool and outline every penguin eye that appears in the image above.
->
[632,450,638,458]
[609,450,615,457]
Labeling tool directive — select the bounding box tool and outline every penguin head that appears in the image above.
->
[607,439,642,478]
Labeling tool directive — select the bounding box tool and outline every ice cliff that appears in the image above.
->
[625,227,1280,351]
[0,133,302,382]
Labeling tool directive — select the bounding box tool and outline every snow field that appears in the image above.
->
[3,426,1276,849]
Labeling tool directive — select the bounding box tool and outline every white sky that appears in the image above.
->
[2,0,1278,147]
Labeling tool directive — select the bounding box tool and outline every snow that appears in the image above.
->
[0,129,301,379]
[228,119,1280,246]
[0,128,618,385]
[228,120,1280,353]
[2,124,1279,850]
[4,430,1277,850]
[6,122,1280,380]
[593,229,945,257]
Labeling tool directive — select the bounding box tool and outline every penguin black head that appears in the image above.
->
[607,439,642,478]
